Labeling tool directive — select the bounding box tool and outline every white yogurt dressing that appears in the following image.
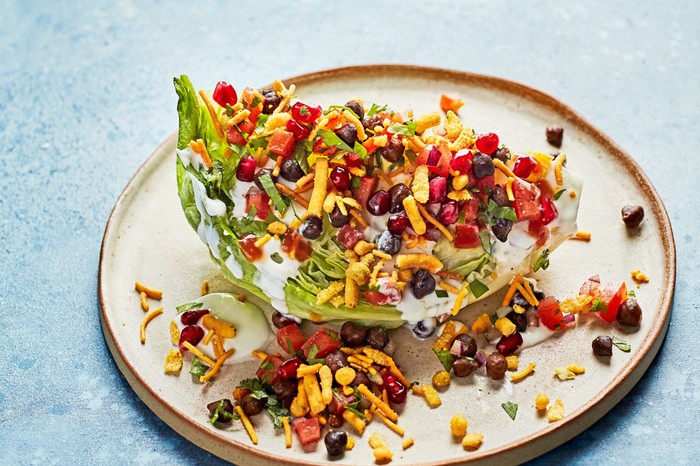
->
[176,147,206,170]
[252,238,301,314]
[185,172,227,259]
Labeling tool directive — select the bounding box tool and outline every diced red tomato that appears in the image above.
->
[475,174,495,194]
[238,119,256,138]
[512,178,540,201]
[527,219,550,247]
[363,291,391,306]
[416,141,451,176]
[538,296,564,330]
[226,125,246,145]
[245,187,270,220]
[280,230,311,262]
[352,176,379,208]
[302,328,341,358]
[276,324,306,354]
[238,234,263,261]
[267,131,296,158]
[327,390,356,416]
[241,87,262,122]
[595,281,628,323]
[344,151,363,168]
[294,417,321,446]
[514,199,541,222]
[255,355,284,384]
[454,223,482,249]
[337,224,364,249]
[461,198,480,223]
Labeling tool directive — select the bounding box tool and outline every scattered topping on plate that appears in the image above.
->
[630,269,649,284]
[621,204,645,228]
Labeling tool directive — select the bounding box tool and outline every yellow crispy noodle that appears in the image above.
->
[402,438,415,450]
[343,409,366,434]
[471,312,492,334]
[139,292,149,311]
[306,156,329,217]
[290,379,310,417]
[495,317,516,336]
[402,195,427,235]
[134,281,163,300]
[421,384,442,408]
[369,433,393,463]
[412,165,430,203]
[414,112,441,134]
[462,433,484,450]
[448,127,476,152]
[510,363,536,382]
[395,253,443,274]
[433,321,457,351]
[164,349,183,374]
[282,416,292,448]
[140,307,163,344]
[505,355,519,371]
[444,111,463,140]
[452,281,469,316]
[235,405,258,444]
[560,295,593,314]
[554,367,576,380]
[567,364,586,375]
[304,374,325,415]
[319,365,333,405]
[450,414,468,438]
[200,280,209,296]
[169,321,180,345]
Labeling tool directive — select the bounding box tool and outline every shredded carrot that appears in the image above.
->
[282,416,292,448]
[389,362,410,388]
[515,281,538,307]
[437,270,464,282]
[188,139,213,169]
[349,209,369,229]
[275,183,309,208]
[234,405,258,444]
[451,281,469,316]
[501,275,524,307]
[295,172,315,188]
[134,281,163,300]
[202,328,215,346]
[416,202,454,242]
[520,279,539,305]
[182,341,217,367]
[139,307,163,344]
[493,159,516,179]
[438,281,460,295]
[572,231,592,242]
[200,348,234,383]
[272,156,283,177]
[197,90,224,138]
[357,384,398,422]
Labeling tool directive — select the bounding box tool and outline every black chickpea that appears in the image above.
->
[486,352,507,380]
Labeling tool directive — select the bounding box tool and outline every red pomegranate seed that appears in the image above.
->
[425,145,442,166]
[496,332,523,355]
[513,155,537,178]
[387,212,409,234]
[291,102,322,124]
[337,224,364,249]
[437,201,459,225]
[330,166,351,190]
[278,357,303,380]
[285,118,310,140]
[475,132,499,155]
[450,149,473,172]
[212,81,238,108]
[382,374,407,404]
[428,176,447,203]
[180,309,210,325]
[540,197,558,225]
[344,152,363,168]
[178,325,205,350]
[367,190,390,216]
[236,155,257,182]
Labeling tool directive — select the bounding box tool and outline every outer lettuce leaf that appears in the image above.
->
[433,238,493,279]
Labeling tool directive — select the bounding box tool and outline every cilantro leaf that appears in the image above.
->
[553,189,566,201]
[292,139,312,174]
[501,401,518,420]
[628,290,636,298]
[307,345,319,361]
[612,336,631,352]
[487,199,517,222]
[209,400,239,424]
[353,141,368,160]
[367,103,388,117]
[435,290,449,298]
[479,230,494,255]
[387,121,416,136]
[271,252,284,264]
[433,348,454,372]
[239,378,268,400]
[190,357,209,378]
[533,249,550,272]
[590,298,608,314]
[264,394,290,429]
[318,129,353,152]
[176,301,202,314]
[469,279,489,299]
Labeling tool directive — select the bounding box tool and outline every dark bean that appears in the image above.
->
[492,147,509,163]
[511,291,530,308]
[525,308,540,327]
[253,168,277,190]
[491,218,513,243]
[345,100,365,120]
[388,183,411,213]
[329,206,350,228]
[410,269,436,299]
[328,414,343,428]
[366,327,389,350]
[506,311,527,333]
[412,318,436,338]
[299,215,323,240]
[621,205,644,228]
[271,311,297,329]
[592,335,613,357]
[324,430,348,456]
[486,352,507,380]
[617,298,642,326]
[490,185,510,207]
[324,351,349,375]
[240,393,265,416]
[381,135,405,163]
[335,123,358,148]
[362,114,382,131]
[269,378,296,399]
[279,158,305,182]
[533,290,545,300]
[452,333,478,357]
[472,152,495,179]
[207,399,235,423]
[377,230,402,256]
[341,321,367,347]
[453,358,478,378]
[546,125,564,148]
[351,371,370,388]
[261,91,281,115]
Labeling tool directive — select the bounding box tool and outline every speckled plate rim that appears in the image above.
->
[99,64,676,466]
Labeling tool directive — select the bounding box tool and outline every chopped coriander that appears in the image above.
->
[260,359,274,371]
[350,176,361,190]
[433,348,454,372]
[590,299,608,313]
[258,174,289,213]
[246,204,258,221]
[628,290,636,298]
[250,96,262,108]
[298,105,310,116]
[264,395,290,429]
[435,290,449,298]
[270,252,284,264]
[318,129,353,152]
[353,141,368,160]
[487,199,517,222]
[367,103,388,117]
[209,400,239,424]
[225,103,234,117]
[327,104,359,118]
[553,189,566,201]
[501,401,518,420]
[176,301,202,314]
[307,345,319,361]
[469,279,489,299]
[239,378,268,400]
[489,312,499,325]
[285,337,294,355]
[533,249,550,272]
[612,336,631,352]
[479,230,494,255]
[190,357,209,378]
[387,121,416,136]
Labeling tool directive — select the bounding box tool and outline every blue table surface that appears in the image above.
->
[1,1,698,464]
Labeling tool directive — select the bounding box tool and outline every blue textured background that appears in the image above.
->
[1,1,697,464]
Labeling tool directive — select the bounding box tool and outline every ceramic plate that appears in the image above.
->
[99,65,675,465]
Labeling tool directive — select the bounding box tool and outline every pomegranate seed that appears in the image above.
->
[236,155,257,182]
[285,118,310,140]
[337,224,364,249]
[424,145,441,166]
[428,176,447,203]
[367,190,390,216]
[278,357,303,380]
[330,166,351,190]
[383,374,407,404]
[437,201,459,225]
[450,149,473,172]
[387,212,409,234]
[180,309,210,325]
[291,102,322,124]
[513,155,537,178]
[212,81,238,108]
[495,331,523,355]
[178,325,205,350]
[540,197,559,225]
[344,152,363,168]
[475,132,499,155]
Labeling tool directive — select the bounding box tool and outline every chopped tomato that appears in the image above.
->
[596,281,628,323]
[461,198,480,223]
[337,224,364,249]
[245,187,270,220]
[514,199,540,221]
[255,355,283,384]
[327,390,356,416]
[363,291,391,306]
[361,138,379,155]
[475,174,495,195]
[302,328,341,358]
[538,296,564,330]
[440,94,465,113]
[226,125,246,146]
[352,176,378,208]
[512,178,540,201]
[237,119,255,138]
[527,219,550,247]
[294,417,321,446]
[276,324,306,354]
[267,131,296,158]
[241,87,262,122]
[281,230,311,262]
[344,151,364,168]
[415,140,451,176]
[454,223,482,249]
[238,234,263,261]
